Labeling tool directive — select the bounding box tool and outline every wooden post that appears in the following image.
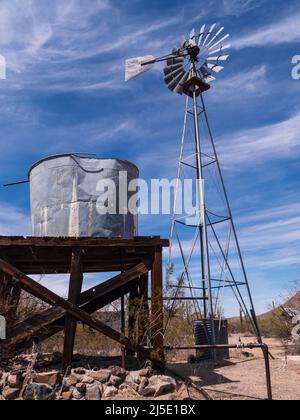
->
[127,285,139,356]
[62,249,83,372]
[138,273,149,347]
[151,248,164,364]
[0,271,21,329]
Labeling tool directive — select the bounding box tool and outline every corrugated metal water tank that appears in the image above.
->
[29,154,139,238]
[195,319,230,361]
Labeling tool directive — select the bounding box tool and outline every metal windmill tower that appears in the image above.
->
[125,24,262,353]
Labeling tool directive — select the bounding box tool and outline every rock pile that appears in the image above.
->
[0,366,182,401]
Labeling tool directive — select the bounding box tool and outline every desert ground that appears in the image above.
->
[165,335,300,400]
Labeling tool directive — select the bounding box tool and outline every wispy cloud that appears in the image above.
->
[0,203,30,235]
[221,0,266,17]
[233,11,300,49]
[217,111,300,165]
[212,65,268,102]
[0,0,182,94]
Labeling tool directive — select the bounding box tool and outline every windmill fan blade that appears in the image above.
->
[200,65,211,78]
[205,27,224,47]
[209,44,231,55]
[167,56,184,66]
[190,28,196,46]
[207,55,229,62]
[209,34,230,51]
[164,68,185,85]
[204,75,216,83]
[174,71,190,94]
[125,55,155,81]
[203,23,216,46]
[198,24,206,46]
[168,71,186,91]
[206,63,224,73]
[164,63,184,76]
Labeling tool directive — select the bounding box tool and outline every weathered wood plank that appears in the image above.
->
[151,248,164,362]
[62,249,83,371]
[1,261,151,354]
[0,258,163,367]
[0,236,169,248]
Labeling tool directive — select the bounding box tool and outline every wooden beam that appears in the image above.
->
[0,236,169,248]
[0,258,164,368]
[62,249,83,372]
[151,247,164,362]
[1,261,151,355]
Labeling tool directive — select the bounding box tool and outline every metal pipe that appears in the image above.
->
[147,297,208,301]
[262,344,273,401]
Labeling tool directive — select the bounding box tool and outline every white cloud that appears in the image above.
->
[0,203,30,235]
[233,11,300,49]
[218,111,300,165]
[221,0,266,17]
[0,0,182,94]
[211,65,268,103]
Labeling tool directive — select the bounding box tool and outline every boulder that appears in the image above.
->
[144,376,177,398]
[8,373,22,388]
[89,370,111,383]
[62,391,73,401]
[76,383,86,393]
[140,386,156,397]
[126,371,141,385]
[86,384,102,401]
[72,389,82,400]
[109,366,127,381]
[138,377,149,395]
[108,375,123,387]
[24,383,54,401]
[2,387,20,400]
[33,371,61,387]
[138,368,152,378]
[103,386,118,398]
[68,374,79,387]
[81,375,94,384]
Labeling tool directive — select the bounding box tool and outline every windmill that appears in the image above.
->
[125,24,262,358]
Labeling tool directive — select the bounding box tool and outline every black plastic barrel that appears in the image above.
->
[195,319,230,361]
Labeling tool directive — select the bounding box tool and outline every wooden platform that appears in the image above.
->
[0,236,169,274]
[0,236,169,371]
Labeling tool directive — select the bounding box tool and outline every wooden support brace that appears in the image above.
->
[1,261,151,355]
[62,249,83,372]
[0,258,164,369]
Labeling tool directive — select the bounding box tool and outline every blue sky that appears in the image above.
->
[0,0,300,315]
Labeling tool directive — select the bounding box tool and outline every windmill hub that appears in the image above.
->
[187,45,200,61]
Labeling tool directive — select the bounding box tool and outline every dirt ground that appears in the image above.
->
[168,335,300,400]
